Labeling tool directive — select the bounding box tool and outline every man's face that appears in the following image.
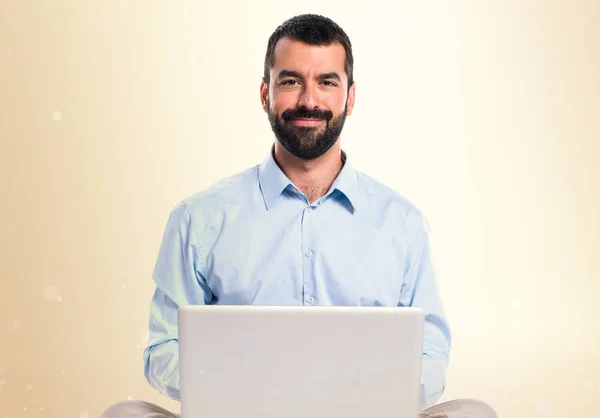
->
[261,38,355,160]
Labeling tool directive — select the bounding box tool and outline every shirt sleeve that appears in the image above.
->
[399,208,452,411]
[142,201,212,401]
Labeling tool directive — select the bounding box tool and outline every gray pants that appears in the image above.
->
[101,398,498,418]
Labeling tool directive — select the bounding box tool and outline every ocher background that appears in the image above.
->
[1,1,598,417]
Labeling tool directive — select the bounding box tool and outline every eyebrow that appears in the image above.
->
[318,72,342,82]
[277,69,342,83]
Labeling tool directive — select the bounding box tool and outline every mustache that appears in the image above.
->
[282,107,333,122]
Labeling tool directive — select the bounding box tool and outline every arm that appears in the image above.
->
[399,208,452,411]
[142,201,212,401]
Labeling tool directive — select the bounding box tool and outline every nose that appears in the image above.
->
[297,84,318,109]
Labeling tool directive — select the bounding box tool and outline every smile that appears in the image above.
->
[291,118,324,127]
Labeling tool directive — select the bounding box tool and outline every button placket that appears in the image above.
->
[301,204,316,306]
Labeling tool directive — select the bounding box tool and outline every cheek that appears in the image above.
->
[270,96,296,114]
[321,93,346,112]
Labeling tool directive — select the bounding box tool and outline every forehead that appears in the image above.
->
[271,37,347,76]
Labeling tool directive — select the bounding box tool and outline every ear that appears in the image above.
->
[345,81,356,116]
[260,78,269,113]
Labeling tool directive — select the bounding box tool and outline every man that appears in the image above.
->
[102,14,498,418]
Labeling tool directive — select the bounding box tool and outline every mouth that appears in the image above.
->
[290,118,324,127]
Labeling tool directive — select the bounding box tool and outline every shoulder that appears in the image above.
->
[354,169,431,244]
[184,165,259,209]
[357,170,427,221]
[164,164,260,228]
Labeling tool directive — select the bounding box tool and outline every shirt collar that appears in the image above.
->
[258,146,294,210]
[258,145,363,213]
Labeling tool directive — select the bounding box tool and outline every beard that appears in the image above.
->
[267,101,348,160]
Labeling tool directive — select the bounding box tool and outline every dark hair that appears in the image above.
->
[263,14,354,90]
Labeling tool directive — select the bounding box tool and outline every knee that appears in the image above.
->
[459,398,498,418]
[100,400,161,418]
[467,399,498,418]
[423,398,498,418]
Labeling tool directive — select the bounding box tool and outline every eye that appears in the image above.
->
[321,80,338,87]
[280,79,299,86]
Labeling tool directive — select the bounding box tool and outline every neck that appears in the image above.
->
[273,140,344,204]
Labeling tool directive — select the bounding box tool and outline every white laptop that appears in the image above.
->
[178,305,424,418]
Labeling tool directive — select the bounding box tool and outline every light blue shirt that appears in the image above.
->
[143,147,451,412]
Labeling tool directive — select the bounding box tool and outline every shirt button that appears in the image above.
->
[305,250,312,257]
[307,296,314,303]
[306,207,312,212]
